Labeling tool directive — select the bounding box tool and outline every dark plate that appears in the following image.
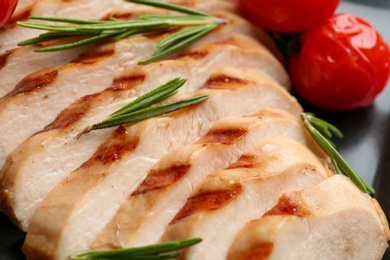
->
[1,2,390,259]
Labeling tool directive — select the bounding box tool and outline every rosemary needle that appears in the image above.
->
[125,0,211,17]
[301,113,375,195]
[107,78,187,119]
[17,0,227,63]
[72,237,202,260]
[77,78,208,137]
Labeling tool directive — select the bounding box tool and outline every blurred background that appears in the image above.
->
[344,0,390,8]
[345,0,390,8]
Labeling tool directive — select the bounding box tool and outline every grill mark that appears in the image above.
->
[80,126,139,167]
[2,69,58,99]
[101,12,133,21]
[234,242,274,260]
[132,164,191,196]
[227,154,256,169]
[264,195,311,217]
[171,185,242,224]
[73,49,115,65]
[0,49,15,69]
[2,7,32,30]
[39,74,144,132]
[40,94,98,133]
[179,50,208,60]
[109,74,145,91]
[198,128,247,145]
[204,74,251,89]
[172,0,195,7]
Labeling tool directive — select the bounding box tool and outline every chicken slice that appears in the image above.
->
[0,0,125,53]
[0,36,156,169]
[0,14,285,170]
[0,0,236,53]
[0,6,165,98]
[228,175,390,260]
[91,109,330,250]
[0,1,249,98]
[0,46,90,98]
[1,34,290,231]
[162,138,332,260]
[22,68,301,260]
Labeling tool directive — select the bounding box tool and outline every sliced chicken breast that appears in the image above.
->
[1,0,124,52]
[91,109,330,250]
[0,45,90,98]
[0,36,156,169]
[228,175,390,260]
[162,138,332,260]
[0,0,236,53]
[1,34,290,231]
[0,6,168,98]
[22,68,301,260]
[0,13,283,171]
[0,1,249,97]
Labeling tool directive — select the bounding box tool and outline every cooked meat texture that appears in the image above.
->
[91,109,330,250]
[0,9,281,171]
[1,34,290,231]
[0,1,247,98]
[162,138,332,260]
[22,68,302,260]
[0,36,156,171]
[0,0,124,52]
[0,46,90,98]
[228,175,390,260]
[0,6,165,98]
[13,0,37,15]
[0,0,236,53]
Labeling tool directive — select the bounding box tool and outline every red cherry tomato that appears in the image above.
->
[289,14,390,111]
[239,0,340,33]
[0,0,18,28]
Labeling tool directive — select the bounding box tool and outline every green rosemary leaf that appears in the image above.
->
[157,25,210,49]
[332,158,341,175]
[125,0,211,17]
[18,31,100,46]
[301,113,375,194]
[28,15,106,24]
[114,29,142,41]
[34,32,119,52]
[17,19,163,33]
[113,25,167,41]
[89,95,208,131]
[72,238,202,260]
[304,112,343,139]
[139,24,217,64]
[107,77,187,119]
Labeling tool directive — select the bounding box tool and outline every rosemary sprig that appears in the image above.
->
[72,237,202,260]
[301,112,375,195]
[77,78,208,137]
[16,0,227,64]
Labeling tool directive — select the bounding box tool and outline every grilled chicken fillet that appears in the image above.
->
[0,12,286,171]
[228,175,390,260]
[1,35,288,231]
[91,109,329,250]
[22,66,300,260]
[0,0,245,97]
[162,137,332,259]
[0,0,388,259]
